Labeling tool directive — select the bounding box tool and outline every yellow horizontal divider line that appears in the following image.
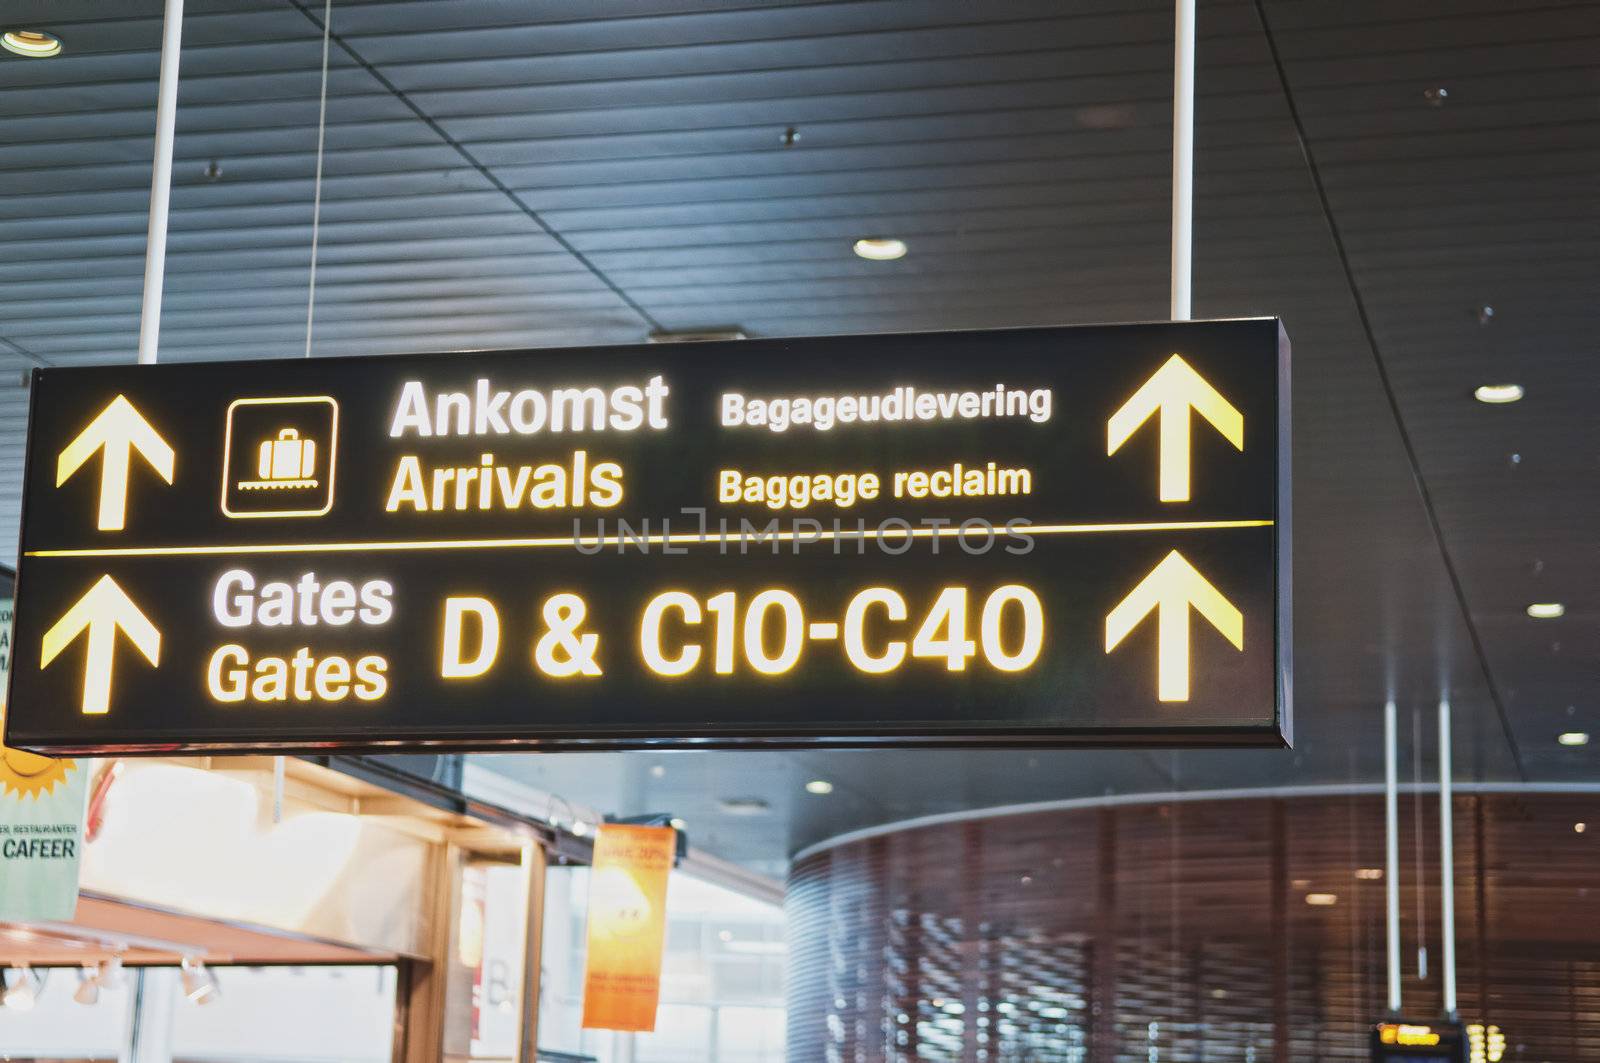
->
[25,519,1273,559]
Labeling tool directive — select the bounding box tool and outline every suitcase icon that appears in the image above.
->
[223,395,337,518]
[258,428,316,481]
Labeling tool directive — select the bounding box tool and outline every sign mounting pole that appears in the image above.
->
[137,0,185,365]
[1439,697,1459,1018]
[1171,0,1196,321]
[1384,698,1403,1014]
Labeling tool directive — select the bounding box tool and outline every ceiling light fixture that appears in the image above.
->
[73,965,100,1006]
[1557,732,1590,747]
[1576,822,1588,835]
[2,966,40,1010]
[1305,893,1339,907]
[1526,602,1565,620]
[102,957,126,989]
[853,237,907,261]
[1473,383,1524,404]
[1355,868,1384,881]
[180,957,219,1005]
[805,779,834,795]
[2,30,63,58]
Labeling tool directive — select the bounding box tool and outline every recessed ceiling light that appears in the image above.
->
[1558,732,1591,747]
[853,237,907,261]
[1474,383,1524,404]
[1355,868,1384,880]
[2,30,63,58]
[805,779,834,795]
[1576,822,1588,834]
[1305,892,1338,907]
[1526,602,1565,619]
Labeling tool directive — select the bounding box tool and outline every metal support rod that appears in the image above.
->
[1439,698,1458,1017]
[304,0,334,358]
[1384,700,1402,1013]
[137,0,185,365]
[1170,0,1196,320]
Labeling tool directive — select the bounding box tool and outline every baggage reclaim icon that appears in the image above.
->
[221,396,338,518]
[247,428,319,490]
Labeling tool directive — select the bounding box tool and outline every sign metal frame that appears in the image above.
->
[6,319,1291,756]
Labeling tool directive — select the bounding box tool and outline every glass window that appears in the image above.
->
[169,965,397,1063]
[0,966,132,1061]
[538,867,784,1063]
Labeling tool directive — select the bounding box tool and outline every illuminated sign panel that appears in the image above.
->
[6,320,1289,754]
[1371,1021,1468,1062]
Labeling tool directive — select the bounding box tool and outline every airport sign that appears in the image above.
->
[5,319,1290,753]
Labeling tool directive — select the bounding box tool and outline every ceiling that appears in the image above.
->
[2,0,1595,879]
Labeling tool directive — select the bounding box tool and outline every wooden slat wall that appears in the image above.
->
[787,792,1600,1062]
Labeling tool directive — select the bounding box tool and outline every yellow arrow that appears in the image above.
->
[39,575,161,715]
[56,395,175,532]
[1107,354,1243,502]
[1105,550,1243,702]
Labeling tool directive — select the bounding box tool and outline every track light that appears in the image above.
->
[73,965,100,1005]
[180,956,219,1004]
[2,965,43,1010]
[98,956,126,990]
[70,957,123,1005]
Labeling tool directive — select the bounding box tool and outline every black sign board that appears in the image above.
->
[6,320,1289,754]
[1370,1020,1468,1062]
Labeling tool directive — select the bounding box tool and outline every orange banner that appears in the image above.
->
[581,824,675,1032]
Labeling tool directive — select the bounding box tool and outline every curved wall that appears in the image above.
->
[787,791,1600,1062]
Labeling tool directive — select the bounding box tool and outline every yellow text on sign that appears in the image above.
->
[438,586,1045,681]
[56,395,175,532]
[1104,550,1242,702]
[1107,354,1243,503]
[1378,1024,1442,1047]
[439,593,603,679]
[637,585,1043,678]
[40,575,161,714]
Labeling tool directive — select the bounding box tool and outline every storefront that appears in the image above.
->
[0,751,546,1061]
